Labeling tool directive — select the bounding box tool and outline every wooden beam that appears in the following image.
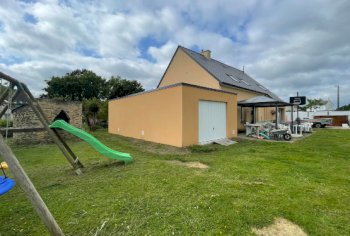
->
[52,129,84,169]
[0,83,15,106]
[0,87,10,105]
[0,72,21,87]
[0,135,65,236]
[0,87,20,118]
[17,82,83,173]
[0,127,46,133]
[0,72,84,174]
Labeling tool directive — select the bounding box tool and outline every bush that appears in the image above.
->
[0,119,13,127]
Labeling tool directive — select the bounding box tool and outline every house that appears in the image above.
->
[108,46,285,147]
[158,46,286,129]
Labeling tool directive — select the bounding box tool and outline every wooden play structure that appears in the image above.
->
[0,71,68,235]
[0,71,84,173]
[0,135,64,235]
[0,72,132,235]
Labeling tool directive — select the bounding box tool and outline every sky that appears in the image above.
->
[0,0,349,107]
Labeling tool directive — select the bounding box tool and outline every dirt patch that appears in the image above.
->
[252,218,307,236]
[167,160,209,169]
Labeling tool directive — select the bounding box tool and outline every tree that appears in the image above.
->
[337,104,350,111]
[42,70,145,130]
[301,98,327,111]
[98,101,108,121]
[83,98,101,130]
[42,69,106,101]
[106,76,144,99]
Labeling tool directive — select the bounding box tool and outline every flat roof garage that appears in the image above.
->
[108,83,237,147]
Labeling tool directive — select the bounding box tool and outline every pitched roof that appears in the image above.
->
[178,46,281,100]
[238,96,291,107]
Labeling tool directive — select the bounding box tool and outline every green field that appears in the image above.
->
[1,129,349,235]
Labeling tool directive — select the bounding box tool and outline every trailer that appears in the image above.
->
[306,118,333,128]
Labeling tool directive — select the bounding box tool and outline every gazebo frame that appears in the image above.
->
[238,96,292,129]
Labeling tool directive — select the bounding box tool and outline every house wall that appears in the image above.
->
[108,84,237,147]
[181,85,237,146]
[158,49,221,89]
[220,85,263,101]
[157,47,284,132]
[108,85,183,147]
[13,99,82,144]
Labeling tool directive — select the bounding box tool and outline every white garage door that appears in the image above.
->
[199,101,227,143]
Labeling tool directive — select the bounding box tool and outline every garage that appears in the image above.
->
[109,83,237,147]
[199,101,227,143]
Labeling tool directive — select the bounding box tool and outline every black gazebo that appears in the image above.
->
[238,96,292,128]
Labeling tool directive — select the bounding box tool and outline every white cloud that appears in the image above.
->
[148,42,177,63]
[0,0,349,106]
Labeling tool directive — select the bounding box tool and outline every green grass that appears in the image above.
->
[0,129,349,235]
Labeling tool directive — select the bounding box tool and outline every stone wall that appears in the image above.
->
[13,99,82,144]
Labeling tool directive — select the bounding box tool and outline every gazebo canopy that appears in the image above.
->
[238,96,291,107]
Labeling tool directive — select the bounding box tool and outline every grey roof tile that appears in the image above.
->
[180,46,282,100]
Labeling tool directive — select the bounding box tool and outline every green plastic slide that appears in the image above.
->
[49,120,132,163]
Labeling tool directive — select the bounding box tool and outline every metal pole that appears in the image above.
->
[291,105,294,132]
[0,135,65,236]
[275,104,278,129]
[296,92,299,122]
[253,106,256,123]
[240,106,243,123]
[337,85,339,109]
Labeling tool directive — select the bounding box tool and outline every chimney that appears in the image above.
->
[201,50,211,59]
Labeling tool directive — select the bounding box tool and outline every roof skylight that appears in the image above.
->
[227,74,240,83]
[240,80,250,86]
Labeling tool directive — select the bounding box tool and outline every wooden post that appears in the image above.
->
[0,87,20,118]
[0,72,83,173]
[0,135,64,236]
[17,83,83,172]
[0,87,10,104]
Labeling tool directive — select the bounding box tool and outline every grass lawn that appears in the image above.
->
[0,129,349,235]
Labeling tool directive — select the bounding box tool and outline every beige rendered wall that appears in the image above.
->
[108,86,183,147]
[158,49,221,89]
[108,84,237,147]
[220,85,263,101]
[181,86,237,146]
